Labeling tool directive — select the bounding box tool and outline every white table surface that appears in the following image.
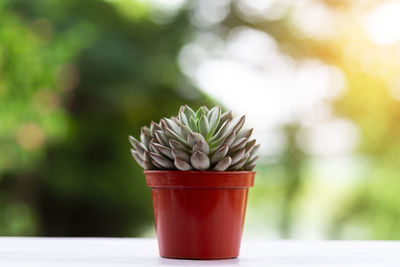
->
[0,238,399,267]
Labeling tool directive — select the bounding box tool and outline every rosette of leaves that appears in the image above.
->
[129,105,259,171]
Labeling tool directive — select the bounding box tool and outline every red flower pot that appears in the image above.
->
[144,170,255,260]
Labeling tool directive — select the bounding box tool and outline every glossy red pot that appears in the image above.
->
[144,170,255,260]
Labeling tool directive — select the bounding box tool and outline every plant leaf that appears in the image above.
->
[169,139,191,154]
[236,128,253,140]
[192,139,210,155]
[140,127,152,148]
[206,106,221,139]
[214,156,232,171]
[209,120,230,143]
[183,105,196,119]
[153,143,173,159]
[130,149,144,168]
[187,132,206,147]
[231,148,246,165]
[210,145,228,164]
[228,157,247,171]
[230,115,245,133]
[155,130,169,146]
[174,158,192,171]
[190,150,210,170]
[189,116,198,132]
[201,106,209,113]
[172,149,190,162]
[229,137,249,153]
[198,115,209,138]
[180,124,191,140]
[222,131,236,147]
[179,110,189,126]
[195,107,206,120]
[150,121,162,136]
[150,152,175,169]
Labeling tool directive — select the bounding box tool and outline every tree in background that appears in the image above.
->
[0,0,211,236]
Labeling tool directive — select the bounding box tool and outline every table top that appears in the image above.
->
[1,238,399,267]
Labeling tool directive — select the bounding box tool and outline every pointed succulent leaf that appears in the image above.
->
[209,130,236,152]
[155,130,169,146]
[228,157,247,171]
[133,142,146,156]
[164,118,181,135]
[230,115,246,133]
[229,137,249,153]
[206,106,221,139]
[214,156,232,171]
[190,150,210,170]
[150,121,162,136]
[180,125,191,140]
[174,158,192,171]
[129,135,138,147]
[143,160,155,170]
[201,106,209,113]
[210,145,228,164]
[183,105,196,119]
[172,149,190,162]
[162,124,188,146]
[209,119,230,142]
[140,127,152,148]
[198,115,209,138]
[231,147,246,165]
[207,106,218,120]
[244,164,256,171]
[143,151,152,162]
[153,143,173,159]
[189,116,198,132]
[244,139,256,153]
[129,136,147,152]
[151,160,165,170]
[246,155,259,167]
[130,149,144,168]
[236,128,253,140]
[187,132,206,147]
[248,143,260,158]
[169,139,191,154]
[218,111,233,128]
[149,138,158,153]
[192,139,209,155]
[172,117,184,128]
[150,152,175,169]
[195,107,206,120]
[222,131,236,147]
[179,110,189,126]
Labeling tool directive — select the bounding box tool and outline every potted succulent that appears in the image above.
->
[129,105,259,259]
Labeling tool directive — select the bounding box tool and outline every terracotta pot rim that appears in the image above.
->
[144,170,255,188]
[144,170,256,175]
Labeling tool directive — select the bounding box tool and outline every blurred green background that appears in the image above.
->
[1,0,400,239]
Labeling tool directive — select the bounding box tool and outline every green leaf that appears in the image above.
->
[189,116,198,132]
[183,105,196,119]
[206,106,220,139]
[179,110,189,126]
[195,107,206,120]
[198,115,209,138]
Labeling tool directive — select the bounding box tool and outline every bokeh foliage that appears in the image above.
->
[0,0,211,236]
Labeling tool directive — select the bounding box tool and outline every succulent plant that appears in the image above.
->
[129,105,259,171]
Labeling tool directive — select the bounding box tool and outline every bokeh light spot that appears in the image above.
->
[364,1,400,46]
[16,123,46,151]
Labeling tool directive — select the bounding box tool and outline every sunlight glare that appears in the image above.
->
[364,1,400,46]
